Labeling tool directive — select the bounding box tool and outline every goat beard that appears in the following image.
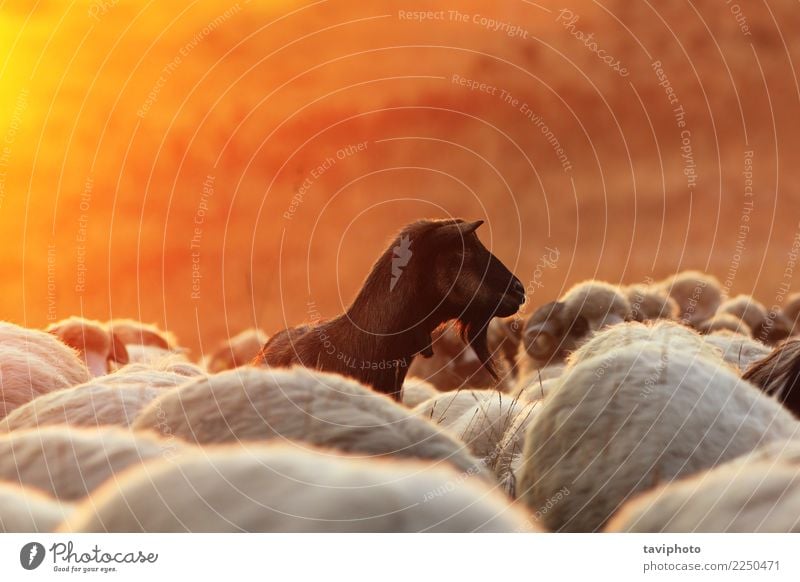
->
[458,318,498,380]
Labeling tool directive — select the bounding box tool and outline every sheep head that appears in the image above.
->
[353,218,525,379]
[521,301,590,365]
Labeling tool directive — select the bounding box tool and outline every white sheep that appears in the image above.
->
[696,313,752,336]
[401,376,439,408]
[203,328,268,373]
[0,321,91,386]
[606,440,800,532]
[0,367,192,431]
[513,363,566,400]
[738,437,800,462]
[103,365,200,386]
[61,445,538,533]
[122,344,193,369]
[704,332,772,371]
[0,383,159,431]
[518,375,561,402]
[451,396,535,464]
[46,316,129,376]
[0,322,91,418]
[517,281,632,376]
[626,284,678,322]
[107,319,178,349]
[413,388,538,490]
[485,400,542,498]
[428,390,536,460]
[0,427,184,500]
[114,359,205,378]
[717,294,792,343]
[413,388,498,424]
[565,319,725,370]
[561,280,633,330]
[781,292,800,335]
[656,270,723,327]
[517,344,799,532]
[0,483,73,532]
[132,367,488,479]
[717,295,793,344]
[718,294,768,330]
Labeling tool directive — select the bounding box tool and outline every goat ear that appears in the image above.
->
[436,219,484,240]
[459,220,483,235]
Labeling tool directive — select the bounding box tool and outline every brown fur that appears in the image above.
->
[255,219,525,399]
[743,339,800,417]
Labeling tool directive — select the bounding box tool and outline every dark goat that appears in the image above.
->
[255,219,525,399]
[742,339,800,417]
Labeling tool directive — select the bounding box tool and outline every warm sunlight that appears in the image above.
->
[2,0,800,562]
[4,1,797,356]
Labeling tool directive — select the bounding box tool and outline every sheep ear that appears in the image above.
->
[109,332,130,365]
[526,301,565,328]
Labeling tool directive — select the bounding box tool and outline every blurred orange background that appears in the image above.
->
[1,0,799,356]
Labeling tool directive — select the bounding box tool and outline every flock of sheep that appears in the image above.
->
[2,269,800,532]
